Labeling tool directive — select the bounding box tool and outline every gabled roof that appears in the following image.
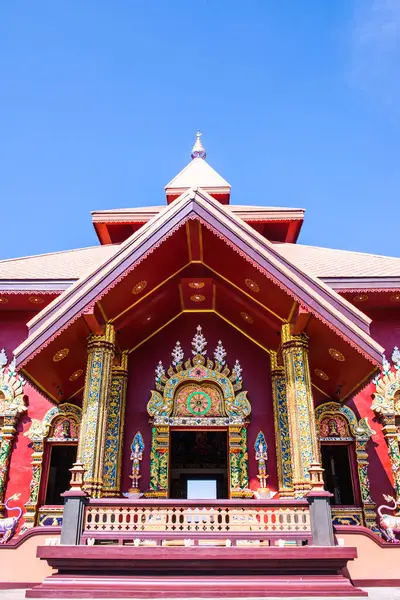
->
[165,158,231,203]
[14,187,383,374]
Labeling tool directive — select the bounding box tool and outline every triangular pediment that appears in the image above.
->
[14,188,383,403]
[165,159,231,203]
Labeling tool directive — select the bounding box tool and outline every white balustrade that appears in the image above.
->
[84,503,310,534]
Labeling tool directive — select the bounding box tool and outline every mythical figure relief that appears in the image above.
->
[123,432,144,498]
[378,494,400,543]
[372,346,400,506]
[0,493,22,544]
[146,326,251,497]
[49,417,78,441]
[0,349,27,511]
[319,415,351,440]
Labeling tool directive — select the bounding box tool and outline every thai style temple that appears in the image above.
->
[1,132,400,597]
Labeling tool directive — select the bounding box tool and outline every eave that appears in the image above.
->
[323,277,400,291]
[0,279,75,292]
[92,205,304,245]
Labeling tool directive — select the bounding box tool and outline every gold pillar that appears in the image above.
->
[102,352,129,497]
[270,351,293,496]
[78,323,115,498]
[281,323,322,497]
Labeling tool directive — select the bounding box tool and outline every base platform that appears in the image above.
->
[26,545,366,598]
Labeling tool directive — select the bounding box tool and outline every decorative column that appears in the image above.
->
[77,323,115,498]
[270,351,293,496]
[281,323,322,497]
[146,426,169,498]
[102,351,129,497]
[228,425,252,498]
[354,423,379,532]
[22,427,45,531]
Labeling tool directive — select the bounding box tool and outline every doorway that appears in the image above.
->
[45,444,77,505]
[170,430,228,499]
[321,444,355,505]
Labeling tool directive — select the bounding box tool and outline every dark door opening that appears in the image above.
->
[321,444,355,505]
[45,445,77,505]
[170,430,228,499]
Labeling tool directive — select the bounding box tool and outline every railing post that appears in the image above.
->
[60,462,87,545]
[307,489,334,546]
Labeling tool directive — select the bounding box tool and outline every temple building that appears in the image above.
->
[1,132,400,597]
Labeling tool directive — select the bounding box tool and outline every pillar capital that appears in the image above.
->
[87,323,115,352]
[281,323,308,348]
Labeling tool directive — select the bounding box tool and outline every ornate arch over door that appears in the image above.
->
[315,401,378,531]
[146,326,252,498]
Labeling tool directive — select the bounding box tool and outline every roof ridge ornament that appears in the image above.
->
[191,129,207,160]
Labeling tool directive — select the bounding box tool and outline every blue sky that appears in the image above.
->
[1,1,399,260]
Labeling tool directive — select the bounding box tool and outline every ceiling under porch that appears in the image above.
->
[15,214,382,406]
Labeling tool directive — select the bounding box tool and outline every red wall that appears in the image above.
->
[0,311,55,527]
[348,309,400,505]
[121,313,277,495]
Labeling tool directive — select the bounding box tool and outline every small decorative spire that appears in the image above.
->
[192,325,207,356]
[214,340,226,366]
[232,359,243,383]
[0,349,7,368]
[191,129,206,160]
[155,361,165,385]
[392,346,400,368]
[171,341,184,366]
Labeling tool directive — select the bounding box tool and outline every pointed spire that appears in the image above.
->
[191,130,207,160]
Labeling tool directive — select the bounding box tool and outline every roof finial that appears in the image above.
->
[191,129,206,160]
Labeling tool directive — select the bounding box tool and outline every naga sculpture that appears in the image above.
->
[0,493,22,544]
[378,494,400,543]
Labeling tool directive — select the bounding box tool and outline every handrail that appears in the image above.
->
[86,497,309,507]
[83,500,311,535]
